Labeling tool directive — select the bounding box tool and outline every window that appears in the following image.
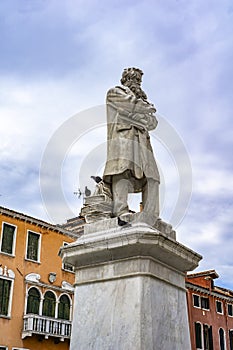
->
[26,287,40,314]
[58,294,70,320]
[195,322,202,348]
[216,300,223,314]
[208,326,213,350]
[201,297,210,310]
[228,304,233,316]
[0,223,16,255]
[203,324,213,350]
[0,278,12,316]
[0,278,11,316]
[193,294,200,308]
[62,242,74,272]
[42,291,56,317]
[229,330,233,350]
[26,231,41,262]
[219,328,225,350]
[193,294,209,310]
[0,266,15,318]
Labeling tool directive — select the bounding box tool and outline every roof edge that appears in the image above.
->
[0,206,79,239]
[187,269,219,279]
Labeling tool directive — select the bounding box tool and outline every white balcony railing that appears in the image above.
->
[22,314,72,341]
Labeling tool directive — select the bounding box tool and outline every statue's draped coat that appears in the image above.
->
[103,85,160,192]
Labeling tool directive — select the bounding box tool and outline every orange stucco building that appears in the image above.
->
[186,270,233,350]
[0,206,83,350]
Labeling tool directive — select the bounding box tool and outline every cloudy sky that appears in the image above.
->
[0,0,233,288]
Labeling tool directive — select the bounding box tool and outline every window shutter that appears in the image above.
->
[42,291,56,317]
[58,295,70,320]
[1,224,15,254]
[195,322,202,348]
[0,278,11,316]
[26,288,40,314]
[27,232,39,261]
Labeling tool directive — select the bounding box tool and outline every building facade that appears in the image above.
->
[186,270,233,350]
[0,206,83,350]
[2,204,233,350]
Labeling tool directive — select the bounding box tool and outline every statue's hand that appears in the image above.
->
[130,113,146,122]
[144,113,158,131]
[136,99,156,114]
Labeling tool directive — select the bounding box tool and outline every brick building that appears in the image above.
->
[186,270,233,350]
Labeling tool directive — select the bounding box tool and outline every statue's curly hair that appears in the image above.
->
[120,67,144,85]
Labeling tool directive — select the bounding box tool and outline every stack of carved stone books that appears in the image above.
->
[80,195,113,223]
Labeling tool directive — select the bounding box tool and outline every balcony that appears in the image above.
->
[22,314,72,341]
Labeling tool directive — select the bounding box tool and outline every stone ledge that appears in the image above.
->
[60,223,202,273]
[74,255,187,290]
[84,215,176,240]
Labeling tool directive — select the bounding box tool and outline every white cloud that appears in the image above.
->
[0,0,233,288]
[193,161,233,196]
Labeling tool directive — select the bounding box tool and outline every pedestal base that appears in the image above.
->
[60,222,201,350]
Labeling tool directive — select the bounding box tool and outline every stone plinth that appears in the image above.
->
[60,221,202,350]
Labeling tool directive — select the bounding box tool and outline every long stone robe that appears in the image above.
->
[103,85,160,193]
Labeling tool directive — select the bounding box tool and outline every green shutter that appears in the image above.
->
[42,291,56,317]
[1,224,15,254]
[58,295,70,320]
[27,232,39,261]
[26,288,40,314]
[0,278,11,316]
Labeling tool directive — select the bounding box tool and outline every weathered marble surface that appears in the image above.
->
[60,223,202,350]
[61,222,199,271]
[84,214,176,240]
[103,68,160,222]
[70,272,191,349]
[80,194,112,223]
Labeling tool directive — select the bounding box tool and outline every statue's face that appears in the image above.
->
[124,72,142,89]
[121,69,146,99]
[130,72,142,86]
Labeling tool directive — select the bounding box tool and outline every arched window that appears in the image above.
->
[42,291,56,317]
[195,322,202,349]
[203,324,213,350]
[219,328,225,350]
[229,330,233,350]
[26,287,40,314]
[58,294,70,320]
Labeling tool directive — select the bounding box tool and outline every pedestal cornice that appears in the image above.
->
[59,222,202,273]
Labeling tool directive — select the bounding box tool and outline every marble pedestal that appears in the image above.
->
[60,220,201,350]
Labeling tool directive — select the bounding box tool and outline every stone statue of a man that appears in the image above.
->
[103,67,160,224]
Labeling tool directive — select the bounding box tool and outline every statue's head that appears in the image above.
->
[120,67,147,100]
[120,67,143,87]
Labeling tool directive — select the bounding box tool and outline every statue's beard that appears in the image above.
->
[127,82,148,101]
